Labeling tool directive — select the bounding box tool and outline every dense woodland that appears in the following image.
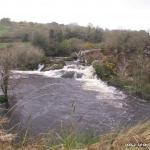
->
[0,18,150,100]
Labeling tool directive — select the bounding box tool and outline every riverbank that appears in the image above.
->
[0,115,149,150]
[92,60,150,101]
[0,62,150,149]
[3,63,150,134]
[107,77,150,101]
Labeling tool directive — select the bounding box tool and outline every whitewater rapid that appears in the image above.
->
[13,62,126,108]
[10,61,150,136]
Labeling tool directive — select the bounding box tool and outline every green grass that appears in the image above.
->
[3,122,150,150]
[107,77,150,100]
[37,128,99,149]
[0,25,10,36]
[92,62,150,100]
[0,43,11,49]
[16,127,99,150]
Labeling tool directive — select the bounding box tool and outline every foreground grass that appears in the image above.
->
[0,25,10,36]
[0,117,149,150]
[90,122,150,150]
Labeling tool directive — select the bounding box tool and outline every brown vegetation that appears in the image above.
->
[0,116,149,150]
[0,42,44,105]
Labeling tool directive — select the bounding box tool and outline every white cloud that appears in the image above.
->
[0,0,150,30]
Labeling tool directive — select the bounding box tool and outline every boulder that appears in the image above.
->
[61,71,75,78]
[42,63,64,71]
[78,49,103,64]
[41,59,66,71]
[61,71,83,78]
[49,64,64,70]
[76,73,83,78]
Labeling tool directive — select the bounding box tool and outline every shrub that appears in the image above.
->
[83,42,96,49]
[31,32,49,50]
[59,38,84,55]
[0,95,8,103]
[12,43,44,70]
[92,61,116,81]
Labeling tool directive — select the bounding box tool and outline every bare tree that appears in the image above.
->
[0,43,44,107]
[0,48,17,106]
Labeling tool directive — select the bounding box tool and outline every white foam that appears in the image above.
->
[37,64,45,71]
[13,69,62,78]
[12,63,126,108]
[78,66,126,101]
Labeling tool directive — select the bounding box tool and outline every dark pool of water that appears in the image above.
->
[8,74,150,137]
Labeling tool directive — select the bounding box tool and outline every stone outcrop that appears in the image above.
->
[41,59,66,71]
[78,49,103,64]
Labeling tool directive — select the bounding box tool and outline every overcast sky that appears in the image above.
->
[0,0,150,30]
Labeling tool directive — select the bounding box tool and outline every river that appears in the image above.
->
[9,61,150,136]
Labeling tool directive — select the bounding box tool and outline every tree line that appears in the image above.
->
[1,18,149,57]
[0,18,150,101]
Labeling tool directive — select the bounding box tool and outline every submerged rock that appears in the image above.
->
[61,71,83,78]
[61,71,75,78]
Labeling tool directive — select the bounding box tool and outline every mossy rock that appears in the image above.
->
[41,56,52,64]
[42,63,64,71]
[63,57,75,61]
[49,64,64,70]
[70,52,78,60]
[42,59,66,71]
[0,95,8,103]
[54,60,66,66]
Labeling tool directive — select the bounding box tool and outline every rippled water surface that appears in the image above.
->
[10,62,150,136]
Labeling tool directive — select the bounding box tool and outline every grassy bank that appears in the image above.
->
[92,60,150,101]
[87,121,150,150]
[0,116,149,150]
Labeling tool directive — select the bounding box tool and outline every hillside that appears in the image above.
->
[0,18,149,100]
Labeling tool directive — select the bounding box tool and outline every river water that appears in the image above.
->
[10,61,150,136]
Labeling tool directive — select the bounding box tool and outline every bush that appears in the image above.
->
[125,83,150,100]
[59,38,84,55]
[107,76,125,88]
[0,95,7,103]
[92,61,116,81]
[12,43,44,70]
[31,32,49,50]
